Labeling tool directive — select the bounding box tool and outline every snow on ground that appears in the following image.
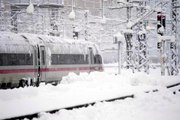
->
[0,65,180,119]
[34,89,180,120]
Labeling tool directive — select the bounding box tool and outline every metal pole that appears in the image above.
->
[101,0,104,18]
[170,0,179,75]
[118,41,121,74]
[127,0,130,22]
[84,11,88,41]
[124,32,134,72]
[161,40,166,76]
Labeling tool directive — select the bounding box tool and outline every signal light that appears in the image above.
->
[157,12,166,36]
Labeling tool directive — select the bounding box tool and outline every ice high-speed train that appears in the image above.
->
[0,32,103,89]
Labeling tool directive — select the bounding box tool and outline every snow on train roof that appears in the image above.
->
[0,32,33,53]
[0,32,100,54]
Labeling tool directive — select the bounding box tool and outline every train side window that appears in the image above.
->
[25,54,33,65]
[41,50,46,65]
[18,54,25,65]
[0,53,33,66]
[0,54,3,66]
[1,54,8,66]
[51,54,89,65]
[72,54,78,64]
[9,54,17,65]
[51,54,58,64]
[58,54,63,64]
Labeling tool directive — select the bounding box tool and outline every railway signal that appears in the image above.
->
[157,12,166,36]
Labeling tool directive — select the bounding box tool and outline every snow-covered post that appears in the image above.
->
[126,0,131,22]
[157,36,177,76]
[157,36,166,76]
[26,0,34,33]
[137,27,149,74]
[84,10,88,41]
[114,32,124,74]
[157,11,166,76]
[69,1,76,39]
[171,0,179,75]
[101,0,104,18]
[0,1,5,31]
[123,29,134,72]
[169,36,179,75]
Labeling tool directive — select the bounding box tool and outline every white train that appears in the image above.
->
[0,32,103,89]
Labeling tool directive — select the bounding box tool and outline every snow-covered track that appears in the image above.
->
[4,94,134,120]
[3,82,180,120]
[167,82,180,89]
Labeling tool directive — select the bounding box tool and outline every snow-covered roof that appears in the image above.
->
[0,32,100,55]
[0,32,34,53]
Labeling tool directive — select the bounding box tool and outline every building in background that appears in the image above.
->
[0,0,180,64]
[0,0,103,36]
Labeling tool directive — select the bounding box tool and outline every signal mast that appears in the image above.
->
[157,0,179,76]
[170,0,179,75]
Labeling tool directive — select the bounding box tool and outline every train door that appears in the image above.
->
[88,47,94,71]
[33,46,39,86]
[34,45,46,86]
[39,45,46,82]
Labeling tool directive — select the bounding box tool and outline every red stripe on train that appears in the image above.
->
[0,66,102,74]
[0,69,36,74]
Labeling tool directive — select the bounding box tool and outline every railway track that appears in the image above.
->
[4,82,180,120]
